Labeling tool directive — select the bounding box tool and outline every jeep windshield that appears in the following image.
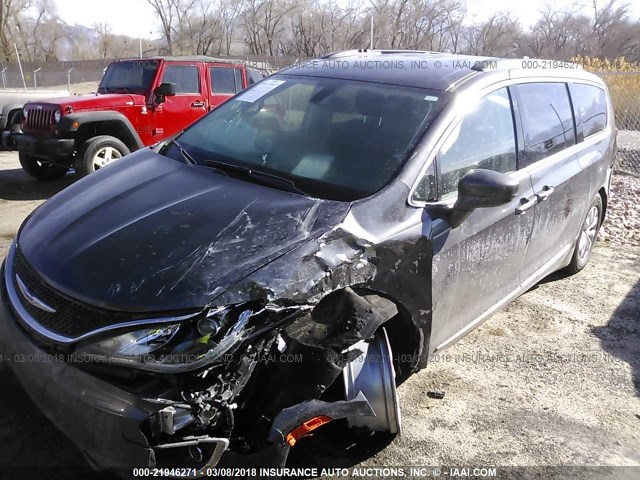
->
[97,61,158,95]
[166,75,450,201]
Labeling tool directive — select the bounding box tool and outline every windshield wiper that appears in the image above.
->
[205,159,308,196]
[170,138,197,165]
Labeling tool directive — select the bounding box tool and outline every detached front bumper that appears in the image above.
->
[0,261,157,468]
[13,133,74,159]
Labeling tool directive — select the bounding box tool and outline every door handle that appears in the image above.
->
[536,185,555,202]
[191,101,205,108]
[515,196,537,215]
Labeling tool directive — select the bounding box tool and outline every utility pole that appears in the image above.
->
[14,43,26,90]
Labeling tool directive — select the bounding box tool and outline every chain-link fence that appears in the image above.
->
[0,59,112,91]
[0,55,301,92]
[598,72,640,178]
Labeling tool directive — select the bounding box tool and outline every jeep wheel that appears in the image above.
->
[78,135,130,176]
[19,152,69,180]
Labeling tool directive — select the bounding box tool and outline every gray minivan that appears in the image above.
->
[0,51,615,473]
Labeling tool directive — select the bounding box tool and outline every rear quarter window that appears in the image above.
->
[512,83,576,168]
[569,83,607,141]
[210,67,242,94]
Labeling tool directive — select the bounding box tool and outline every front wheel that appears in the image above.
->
[342,327,402,435]
[564,194,603,274]
[77,135,130,176]
[18,152,69,180]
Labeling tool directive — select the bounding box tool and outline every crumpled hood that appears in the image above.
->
[17,151,350,312]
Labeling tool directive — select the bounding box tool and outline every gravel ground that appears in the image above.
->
[0,151,639,480]
[599,174,640,247]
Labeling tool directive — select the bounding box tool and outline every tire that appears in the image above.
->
[564,194,603,275]
[77,135,130,176]
[18,152,69,180]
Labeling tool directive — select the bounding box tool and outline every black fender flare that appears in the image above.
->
[58,111,144,150]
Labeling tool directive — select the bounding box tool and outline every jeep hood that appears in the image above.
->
[17,151,350,312]
[34,93,146,112]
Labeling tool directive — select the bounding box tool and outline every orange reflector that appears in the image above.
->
[72,121,80,129]
[285,415,333,447]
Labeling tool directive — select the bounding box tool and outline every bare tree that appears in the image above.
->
[94,22,114,59]
[591,0,639,59]
[146,0,195,54]
[218,0,241,54]
[240,0,298,56]
[461,13,519,56]
[0,0,30,60]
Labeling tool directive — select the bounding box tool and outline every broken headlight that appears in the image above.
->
[84,324,180,357]
[75,308,255,373]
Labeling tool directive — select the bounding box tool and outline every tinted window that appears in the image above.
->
[514,83,575,167]
[171,75,450,201]
[211,67,242,94]
[569,83,607,141]
[98,61,158,94]
[162,65,200,94]
[435,88,516,200]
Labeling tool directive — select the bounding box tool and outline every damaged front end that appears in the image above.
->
[69,290,401,473]
[3,163,429,473]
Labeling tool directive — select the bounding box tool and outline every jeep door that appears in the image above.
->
[511,82,595,283]
[154,62,208,140]
[414,87,536,353]
[207,65,245,109]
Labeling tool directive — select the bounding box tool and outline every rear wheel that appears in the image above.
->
[18,152,69,180]
[77,135,130,176]
[564,194,603,274]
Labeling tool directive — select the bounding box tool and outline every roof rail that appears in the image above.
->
[377,49,440,55]
[320,49,369,59]
[320,49,440,59]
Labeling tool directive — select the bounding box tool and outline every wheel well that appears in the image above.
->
[76,121,139,151]
[7,108,22,125]
[352,289,422,385]
[598,187,607,223]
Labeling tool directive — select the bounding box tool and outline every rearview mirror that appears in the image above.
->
[448,169,519,228]
[156,82,176,99]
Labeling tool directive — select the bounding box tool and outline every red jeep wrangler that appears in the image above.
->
[15,56,265,179]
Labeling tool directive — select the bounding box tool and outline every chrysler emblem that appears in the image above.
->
[15,275,57,313]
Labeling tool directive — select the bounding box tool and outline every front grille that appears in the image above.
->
[24,106,54,133]
[12,249,151,340]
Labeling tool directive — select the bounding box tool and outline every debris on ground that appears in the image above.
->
[426,391,446,399]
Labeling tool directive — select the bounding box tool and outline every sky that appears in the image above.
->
[53,0,640,39]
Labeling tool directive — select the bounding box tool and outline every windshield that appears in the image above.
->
[98,61,158,94]
[167,75,450,201]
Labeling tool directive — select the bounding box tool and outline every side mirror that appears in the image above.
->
[155,82,176,101]
[448,169,519,228]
